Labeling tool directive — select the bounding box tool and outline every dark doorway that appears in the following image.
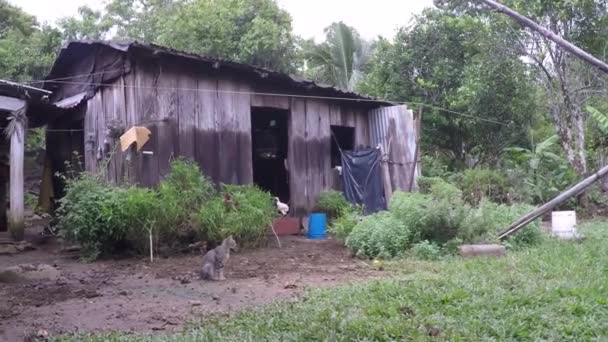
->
[330,126,355,167]
[251,107,289,203]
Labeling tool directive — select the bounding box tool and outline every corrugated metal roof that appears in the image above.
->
[44,40,391,106]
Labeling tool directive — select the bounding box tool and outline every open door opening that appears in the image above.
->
[330,125,355,167]
[251,107,289,204]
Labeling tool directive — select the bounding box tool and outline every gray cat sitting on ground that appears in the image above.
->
[201,236,237,281]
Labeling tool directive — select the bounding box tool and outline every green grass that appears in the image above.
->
[56,221,608,341]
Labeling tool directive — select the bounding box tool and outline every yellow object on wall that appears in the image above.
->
[120,126,151,152]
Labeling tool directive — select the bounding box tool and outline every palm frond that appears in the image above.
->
[587,105,608,134]
[3,105,27,142]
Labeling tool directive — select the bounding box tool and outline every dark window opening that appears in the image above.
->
[330,126,355,167]
[251,107,290,204]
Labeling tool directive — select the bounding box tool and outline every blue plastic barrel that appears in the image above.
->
[308,213,327,240]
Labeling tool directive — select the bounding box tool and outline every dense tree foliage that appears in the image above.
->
[56,0,298,72]
[0,0,62,82]
[359,10,539,168]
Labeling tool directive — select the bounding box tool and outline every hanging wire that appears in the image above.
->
[36,78,511,126]
[22,69,127,85]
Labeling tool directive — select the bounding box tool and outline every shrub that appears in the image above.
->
[197,184,274,246]
[390,180,467,244]
[410,240,442,260]
[416,176,445,194]
[57,174,116,260]
[329,206,362,242]
[316,191,352,219]
[57,174,160,260]
[157,158,215,238]
[504,203,544,248]
[345,211,411,259]
[459,200,543,248]
[456,169,510,205]
[344,178,542,259]
[116,187,162,254]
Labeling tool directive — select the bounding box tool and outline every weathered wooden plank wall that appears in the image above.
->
[196,78,218,182]
[84,59,253,187]
[78,55,389,214]
[288,98,308,215]
[283,98,371,214]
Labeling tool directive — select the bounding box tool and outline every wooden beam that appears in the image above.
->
[498,164,608,239]
[479,0,608,74]
[378,144,393,206]
[0,95,25,112]
[8,114,25,241]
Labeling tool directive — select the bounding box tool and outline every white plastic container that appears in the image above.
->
[551,211,577,239]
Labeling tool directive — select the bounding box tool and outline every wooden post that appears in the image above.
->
[8,114,25,241]
[498,164,608,239]
[408,107,422,192]
[379,144,393,206]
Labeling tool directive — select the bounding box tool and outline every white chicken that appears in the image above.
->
[274,197,290,216]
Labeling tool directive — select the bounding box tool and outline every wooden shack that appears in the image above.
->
[43,41,420,215]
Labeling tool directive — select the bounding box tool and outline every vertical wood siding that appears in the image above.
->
[85,59,252,187]
[81,59,409,214]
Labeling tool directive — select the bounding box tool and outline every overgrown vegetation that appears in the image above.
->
[57,159,275,260]
[57,222,608,341]
[343,178,542,259]
[197,184,274,247]
[316,190,352,220]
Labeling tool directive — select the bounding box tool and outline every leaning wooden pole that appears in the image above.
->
[476,0,608,239]
[479,0,608,74]
[498,164,608,239]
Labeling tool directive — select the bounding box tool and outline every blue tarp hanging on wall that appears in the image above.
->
[341,148,386,214]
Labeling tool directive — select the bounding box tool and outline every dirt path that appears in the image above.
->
[0,234,381,341]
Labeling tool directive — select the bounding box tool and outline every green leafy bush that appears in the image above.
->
[391,179,467,244]
[329,206,362,242]
[197,184,274,246]
[57,174,160,260]
[157,158,215,235]
[316,191,352,219]
[345,211,411,259]
[344,178,542,259]
[57,159,217,260]
[459,199,543,248]
[455,169,510,205]
[416,176,445,194]
[57,174,116,260]
[410,240,442,260]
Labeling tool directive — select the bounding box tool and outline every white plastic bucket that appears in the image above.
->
[551,211,577,239]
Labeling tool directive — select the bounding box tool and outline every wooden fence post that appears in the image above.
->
[8,109,25,241]
[379,144,393,205]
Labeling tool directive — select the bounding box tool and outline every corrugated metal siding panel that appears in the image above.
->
[367,105,420,192]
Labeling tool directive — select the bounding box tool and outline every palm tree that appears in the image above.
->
[304,22,370,91]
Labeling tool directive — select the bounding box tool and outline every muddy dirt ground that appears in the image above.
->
[0,223,382,341]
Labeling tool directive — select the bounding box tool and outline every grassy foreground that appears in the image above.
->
[57,221,608,341]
